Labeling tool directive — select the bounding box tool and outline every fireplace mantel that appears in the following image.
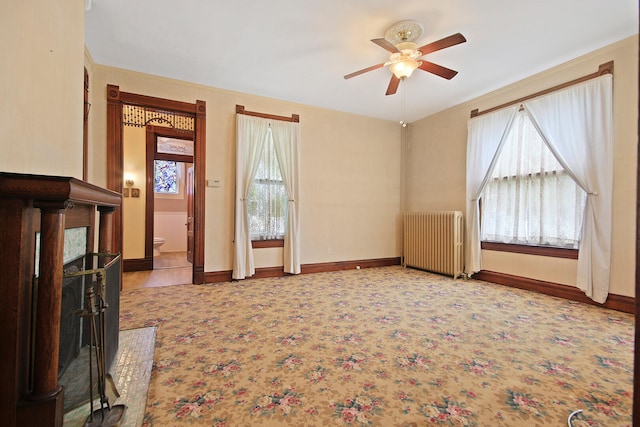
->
[0,172,121,427]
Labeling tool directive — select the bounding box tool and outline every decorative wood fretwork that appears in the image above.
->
[122,104,195,132]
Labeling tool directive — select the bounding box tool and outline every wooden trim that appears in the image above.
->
[252,239,284,248]
[107,85,123,255]
[119,91,198,114]
[470,61,614,118]
[634,45,640,424]
[301,257,401,274]
[0,173,121,207]
[253,266,286,279]
[202,257,402,283]
[154,153,194,163]
[146,126,195,267]
[193,100,207,284]
[194,267,206,285]
[202,270,232,284]
[32,209,65,396]
[83,67,89,181]
[481,242,578,259]
[634,46,640,423]
[122,257,153,272]
[145,127,155,264]
[473,270,634,314]
[236,104,300,123]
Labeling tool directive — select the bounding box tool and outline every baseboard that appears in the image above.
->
[123,257,152,272]
[201,257,402,284]
[301,257,401,274]
[473,270,635,314]
[202,270,232,283]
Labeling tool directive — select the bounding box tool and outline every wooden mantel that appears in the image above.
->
[0,172,121,427]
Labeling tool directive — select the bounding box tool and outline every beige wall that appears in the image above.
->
[406,36,639,297]
[122,126,147,259]
[86,65,402,273]
[1,1,84,177]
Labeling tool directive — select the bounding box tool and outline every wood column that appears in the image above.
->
[32,207,66,397]
[193,100,206,284]
[98,206,115,254]
[98,206,116,271]
[107,85,123,256]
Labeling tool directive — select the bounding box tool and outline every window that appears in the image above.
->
[154,160,180,194]
[247,131,287,240]
[480,110,586,249]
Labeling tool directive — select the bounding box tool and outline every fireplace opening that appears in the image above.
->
[55,253,121,412]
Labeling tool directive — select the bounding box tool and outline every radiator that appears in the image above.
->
[403,211,464,279]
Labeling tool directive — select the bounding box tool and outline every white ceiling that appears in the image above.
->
[84,0,637,123]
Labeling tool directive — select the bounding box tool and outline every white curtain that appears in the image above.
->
[523,75,613,303]
[271,120,301,274]
[465,106,519,275]
[480,111,587,248]
[233,115,270,280]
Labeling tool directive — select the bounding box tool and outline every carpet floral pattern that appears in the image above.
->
[119,267,634,426]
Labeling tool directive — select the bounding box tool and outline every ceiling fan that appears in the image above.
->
[344,20,466,95]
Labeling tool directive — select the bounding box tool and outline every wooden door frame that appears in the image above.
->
[146,126,194,269]
[186,165,195,264]
[106,85,206,283]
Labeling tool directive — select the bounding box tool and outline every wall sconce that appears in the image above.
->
[124,173,135,187]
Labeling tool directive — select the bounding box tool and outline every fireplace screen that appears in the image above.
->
[54,253,122,412]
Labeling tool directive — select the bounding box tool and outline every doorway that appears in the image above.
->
[106,85,206,284]
[147,126,194,272]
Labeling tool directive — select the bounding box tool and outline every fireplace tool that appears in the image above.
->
[78,271,126,427]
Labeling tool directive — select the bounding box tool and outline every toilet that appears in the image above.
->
[153,237,165,256]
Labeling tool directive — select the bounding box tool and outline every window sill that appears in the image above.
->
[481,241,578,260]
[251,239,284,249]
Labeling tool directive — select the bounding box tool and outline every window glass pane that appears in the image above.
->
[481,111,586,248]
[247,132,287,240]
[154,160,179,193]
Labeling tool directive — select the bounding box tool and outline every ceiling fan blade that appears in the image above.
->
[418,33,466,56]
[344,63,385,79]
[371,38,400,53]
[386,75,400,96]
[418,61,459,79]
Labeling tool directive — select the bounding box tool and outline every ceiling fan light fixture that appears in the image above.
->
[390,57,419,79]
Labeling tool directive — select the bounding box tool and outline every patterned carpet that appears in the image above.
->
[119,266,634,426]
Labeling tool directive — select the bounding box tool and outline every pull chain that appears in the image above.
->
[399,79,408,128]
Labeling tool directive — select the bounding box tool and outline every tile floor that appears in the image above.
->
[63,327,156,427]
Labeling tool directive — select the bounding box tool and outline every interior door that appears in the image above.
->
[186,166,194,264]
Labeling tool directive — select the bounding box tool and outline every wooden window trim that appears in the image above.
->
[481,241,578,259]
[252,239,284,248]
[236,104,299,122]
[470,61,613,118]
